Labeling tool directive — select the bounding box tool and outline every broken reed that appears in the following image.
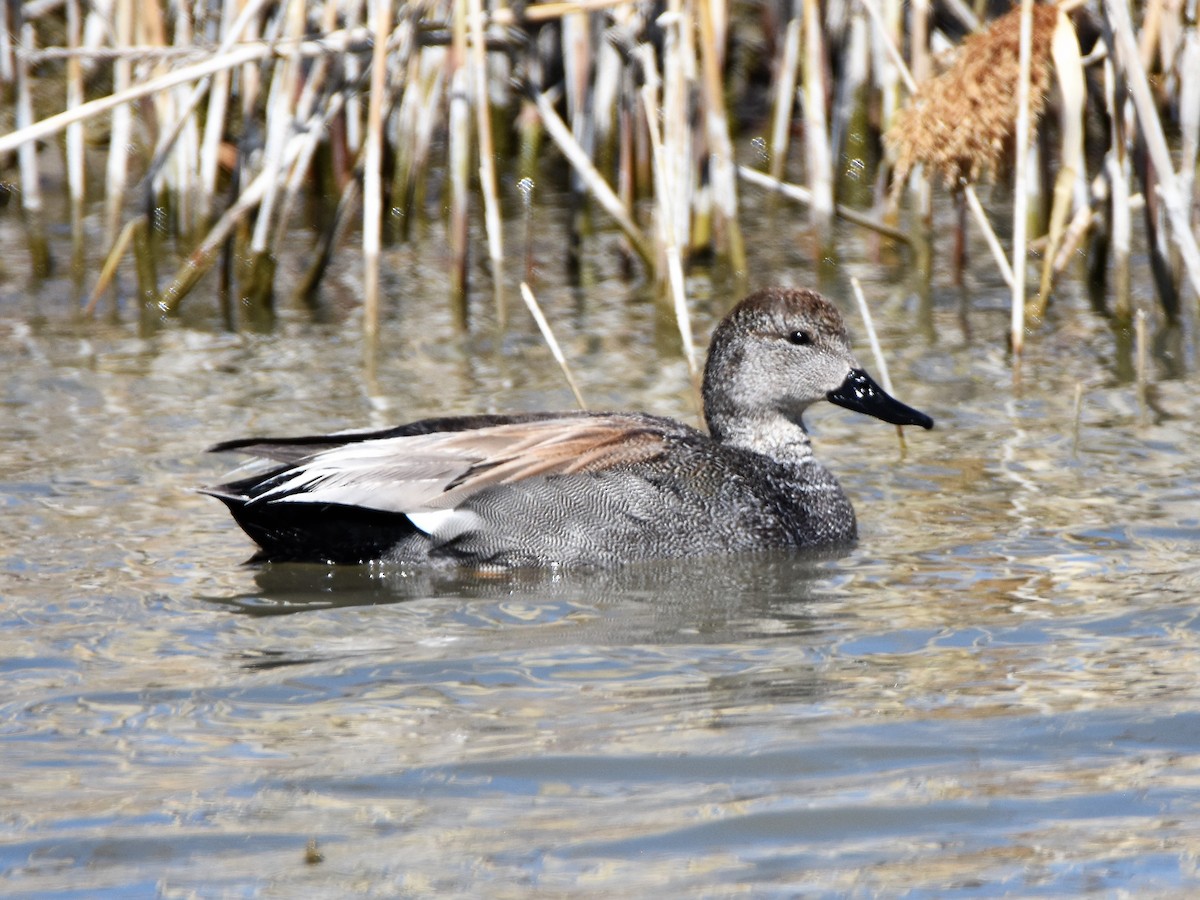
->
[1,0,1198,349]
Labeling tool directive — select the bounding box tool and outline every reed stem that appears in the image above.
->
[0,31,372,156]
[519,282,587,409]
[1009,0,1036,365]
[531,86,654,269]
[362,0,393,341]
[468,0,503,274]
[802,0,833,242]
[738,167,912,246]
[769,10,801,183]
[1104,0,1200,299]
[446,0,472,316]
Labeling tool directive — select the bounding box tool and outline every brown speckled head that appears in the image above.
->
[702,287,931,449]
[702,288,857,440]
[719,287,851,348]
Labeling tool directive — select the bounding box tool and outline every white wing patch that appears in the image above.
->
[242,415,667,517]
[405,508,480,537]
[258,438,482,513]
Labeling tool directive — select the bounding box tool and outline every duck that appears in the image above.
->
[204,287,933,567]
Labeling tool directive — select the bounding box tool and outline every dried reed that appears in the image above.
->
[519,282,587,409]
[1009,0,1039,363]
[884,2,1059,365]
[1031,8,1084,318]
[802,0,833,241]
[1103,0,1200,300]
[768,9,801,184]
[468,0,503,274]
[0,0,1194,374]
[849,276,907,446]
[362,0,393,340]
[887,5,1058,189]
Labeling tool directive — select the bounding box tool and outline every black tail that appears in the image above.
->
[205,492,428,564]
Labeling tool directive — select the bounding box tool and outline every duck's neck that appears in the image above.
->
[706,408,815,466]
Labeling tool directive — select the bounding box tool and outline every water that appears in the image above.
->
[3,198,1200,895]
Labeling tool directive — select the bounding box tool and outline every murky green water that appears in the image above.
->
[3,189,1200,895]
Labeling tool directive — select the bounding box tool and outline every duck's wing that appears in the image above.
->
[207,411,581,465]
[207,413,683,515]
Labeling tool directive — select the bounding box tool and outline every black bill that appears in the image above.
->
[827,369,934,429]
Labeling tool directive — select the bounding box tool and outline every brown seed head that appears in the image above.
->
[886,4,1059,190]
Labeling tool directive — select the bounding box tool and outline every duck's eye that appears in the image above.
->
[786,330,812,346]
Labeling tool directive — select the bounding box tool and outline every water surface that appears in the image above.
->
[3,194,1200,896]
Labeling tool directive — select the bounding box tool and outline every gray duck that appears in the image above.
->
[205,287,933,566]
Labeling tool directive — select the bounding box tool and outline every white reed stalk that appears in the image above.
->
[343,0,366,154]
[709,0,728,59]
[1180,26,1199,230]
[909,0,929,83]
[661,1,693,259]
[562,11,593,188]
[802,0,833,238]
[830,10,868,169]
[1104,0,1200,298]
[198,0,235,222]
[0,30,372,156]
[962,186,1015,289]
[0,7,12,82]
[860,0,917,95]
[84,216,142,315]
[1034,10,1085,314]
[697,0,744,269]
[1009,0,1036,362]
[520,282,587,410]
[170,2,201,236]
[738,166,912,243]
[849,277,893,393]
[938,0,978,31]
[1052,203,1098,275]
[532,87,654,267]
[250,0,305,254]
[1134,308,1148,420]
[591,25,623,144]
[851,276,909,444]
[486,0,633,26]
[638,42,696,378]
[469,0,503,270]
[172,0,274,222]
[449,0,471,305]
[272,77,343,251]
[15,26,43,213]
[1157,0,1183,67]
[66,0,85,210]
[1138,0,1164,69]
[362,0,393,340]
[103,0,132,237]
[1104,58,1132,319]
[769,12,802,182]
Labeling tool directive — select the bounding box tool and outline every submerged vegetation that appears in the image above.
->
[0,0,1197,365]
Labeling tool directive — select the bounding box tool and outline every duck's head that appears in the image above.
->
[702,287,933,447]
